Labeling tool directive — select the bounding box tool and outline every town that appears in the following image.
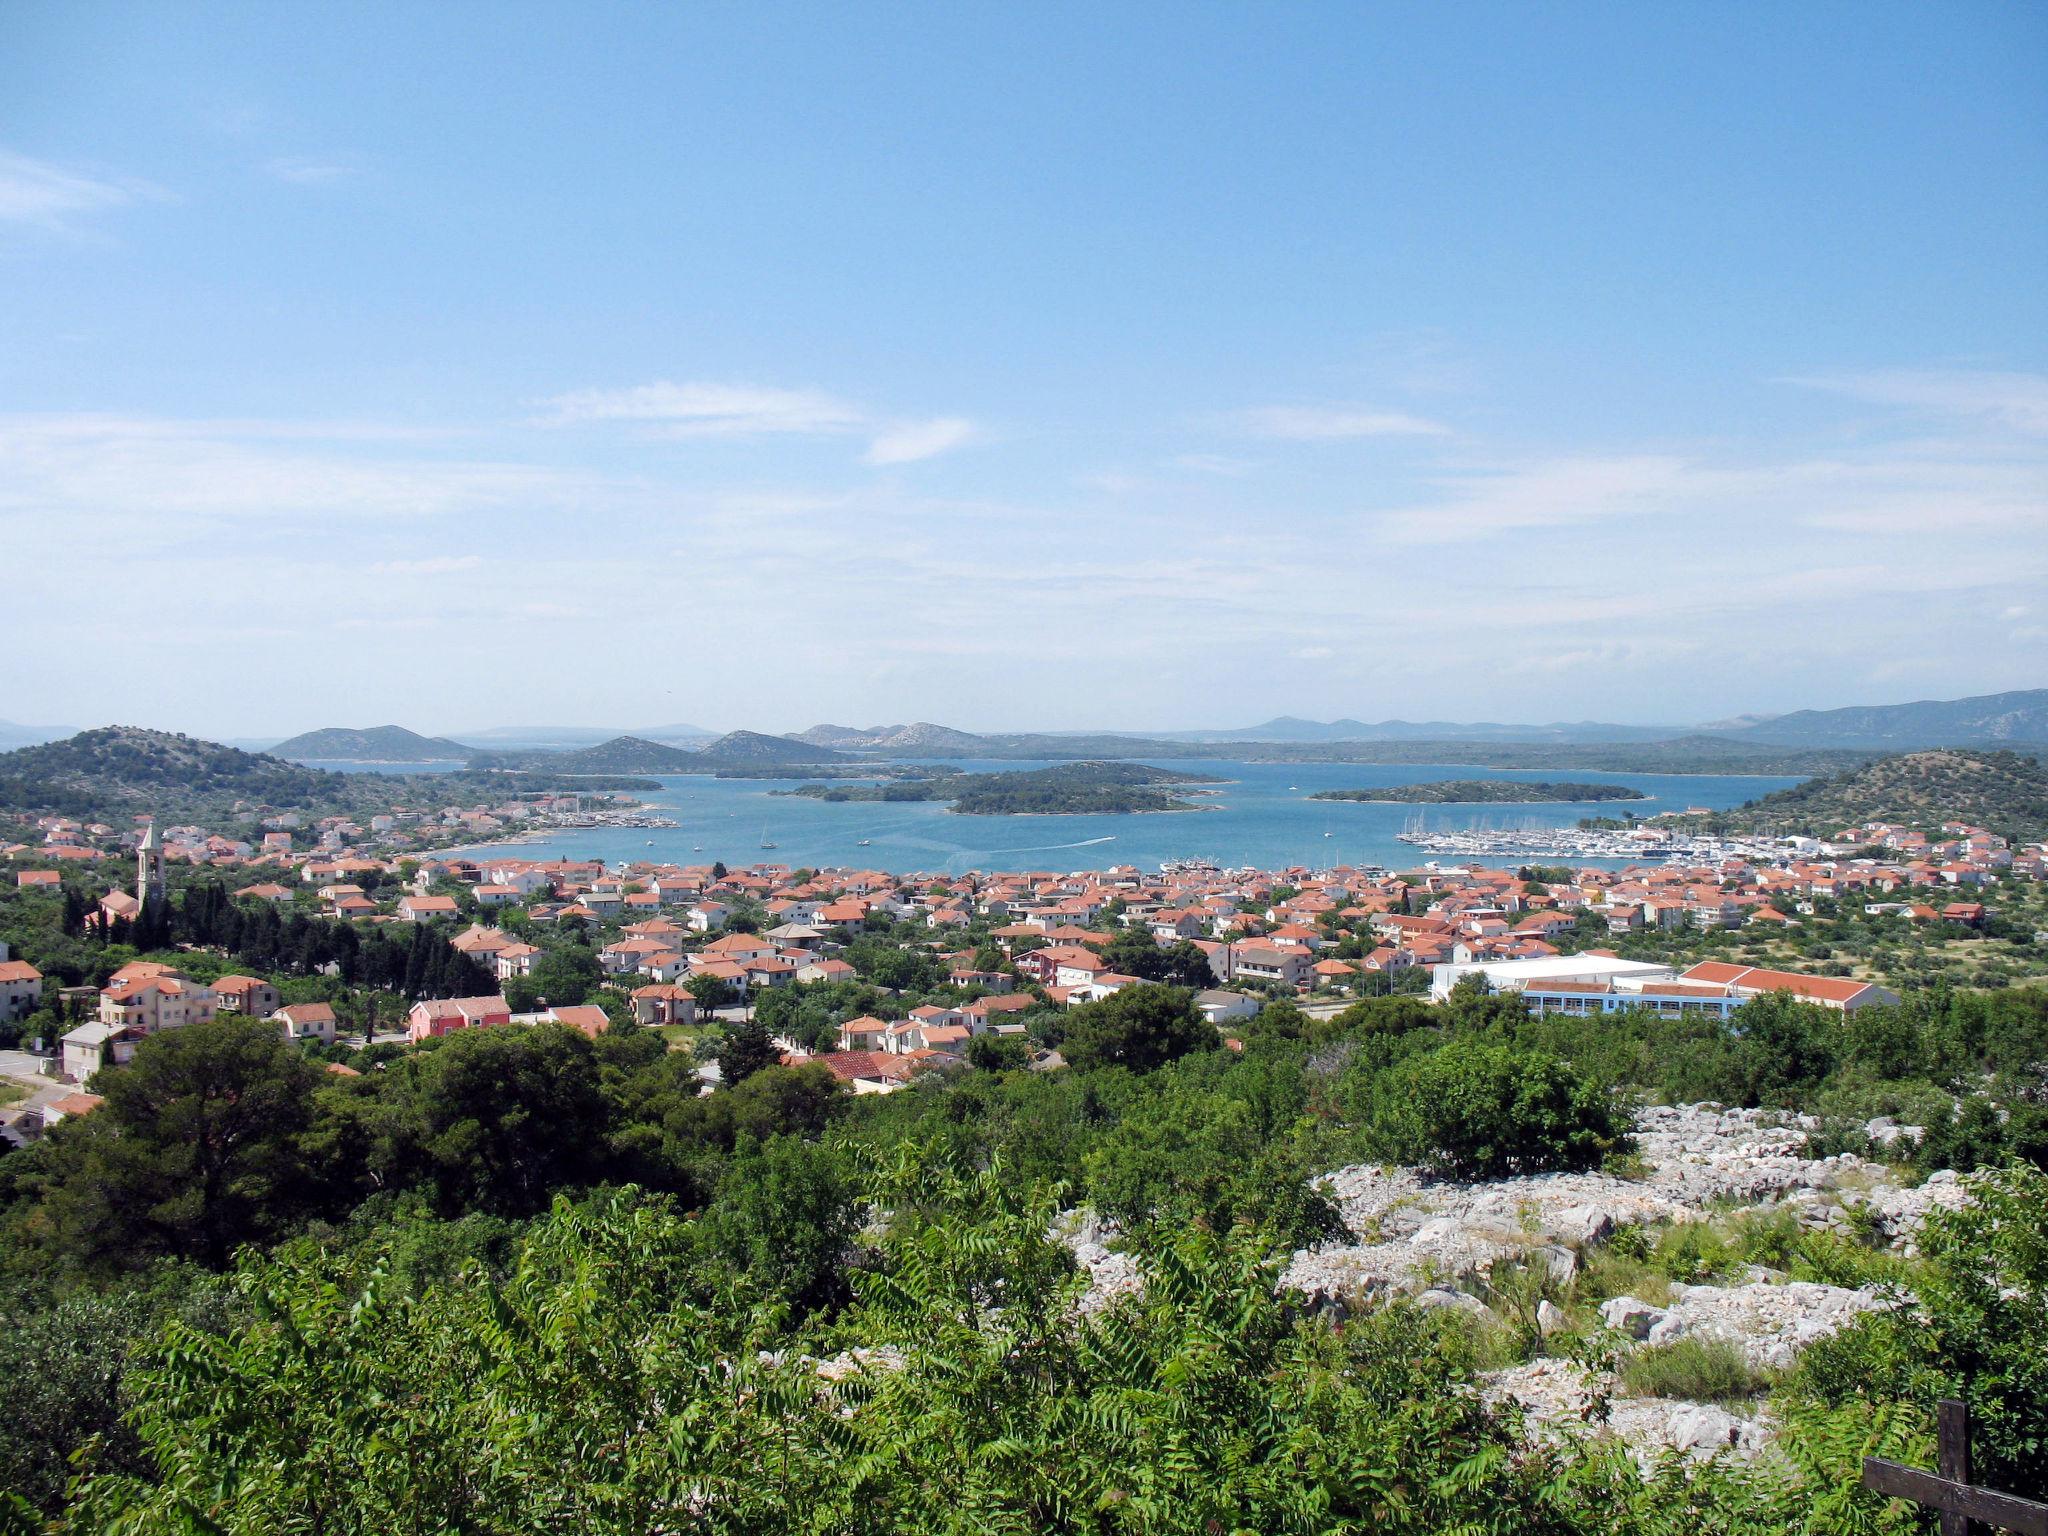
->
[4,789,2041,1135]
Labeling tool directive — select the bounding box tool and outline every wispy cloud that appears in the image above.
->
[1369,454,1690,544]
[545,378,978,467]
[0,149,166,229]
[1172,453,1256,477]
[542,380,863,436]
[865,417,976,465]
[370,555,483,576]
[0,414,589,527]
[1238,404,1451,440]
[265,155,365,185]
[1788,367,2048,437]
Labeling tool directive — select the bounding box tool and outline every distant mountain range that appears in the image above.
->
[1703,689,2048,750]
[1140,716,1682,745]
[1140,690,2048,749]
[0,719,75,752]
[448,722,717,749]
[250,688,2048,769]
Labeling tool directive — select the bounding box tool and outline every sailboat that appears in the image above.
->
[759,825,778,850]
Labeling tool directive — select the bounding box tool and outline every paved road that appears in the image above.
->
[1,1048,73,1126]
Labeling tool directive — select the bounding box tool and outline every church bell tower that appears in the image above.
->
[137,821,165,902]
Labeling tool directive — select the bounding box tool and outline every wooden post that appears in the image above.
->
[1941,1398,1974,1536]
[1862,1398,2048,1536]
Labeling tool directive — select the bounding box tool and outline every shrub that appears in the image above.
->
[1362,1037,1632,1179]
[1619,1336,1769,1403]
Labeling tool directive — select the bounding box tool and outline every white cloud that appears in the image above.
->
[541,380,863,436]
[1289,646,1334,660]
[865,417,977,465]
[1238,404,1451,440]
[1788,368,2048,436]
[0,149,165,228]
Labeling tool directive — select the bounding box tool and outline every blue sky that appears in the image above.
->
[2,1,2044,738]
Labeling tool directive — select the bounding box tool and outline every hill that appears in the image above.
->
[0,727,660,834]
[793,722,991,753]
[698,730,851,765]
[452,723,715,748]
[793,723,885,748]
[269,725,474,762]
[0,726,379,824]
[1719,748,2048,841]
[1707,689,2048,750]
[470,735,705,773]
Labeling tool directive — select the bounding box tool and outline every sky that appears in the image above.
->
[2,1,2045,740]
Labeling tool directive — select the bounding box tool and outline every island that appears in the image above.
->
[779,760,1224,815]
[1312,779,1649,805]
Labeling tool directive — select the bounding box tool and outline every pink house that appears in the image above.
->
[407,994,512,1042]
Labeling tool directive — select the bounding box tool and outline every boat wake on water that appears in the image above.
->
[972,834,1119,856]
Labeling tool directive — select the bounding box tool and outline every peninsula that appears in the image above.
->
[1313,779,1649,805]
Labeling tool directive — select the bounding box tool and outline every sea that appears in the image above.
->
[305,758,1806,876]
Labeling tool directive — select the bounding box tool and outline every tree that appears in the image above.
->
[701,1134,856,1316]
[28,1017,326,1271]
[396,1023,612,1216]
[715,1013,779,1086]
[518,945,603,1008]
[685,972,737,1012]
[1100,930,1215,988]
[1060,985,1218,1074]
[964,1031,1030,1071]
[1363,1036,1631,1179]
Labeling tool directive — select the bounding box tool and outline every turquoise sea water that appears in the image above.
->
[391,758,1805,875]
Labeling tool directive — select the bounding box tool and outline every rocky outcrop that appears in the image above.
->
[1481,1359,1772,1461]
[1282,1104,1945,1302]
[1600,1281,1891,1370]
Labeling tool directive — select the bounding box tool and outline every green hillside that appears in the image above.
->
[698,730,851,766]
[472,735,705,773]
[0,727,656,835]
[1722,748,2048,841]
[269,724,475,761]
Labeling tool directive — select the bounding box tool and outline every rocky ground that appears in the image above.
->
[1275,1104,1965,1460]
[1282,1105,1962,1306]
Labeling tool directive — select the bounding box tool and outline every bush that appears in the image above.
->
[1789,1164,2048,1500]
[1362,1037,1632,1179]
[1619,1336,1769,1403]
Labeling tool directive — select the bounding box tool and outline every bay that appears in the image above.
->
[409,758,1804,874]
